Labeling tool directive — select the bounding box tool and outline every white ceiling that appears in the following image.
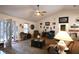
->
[0,5,79,22]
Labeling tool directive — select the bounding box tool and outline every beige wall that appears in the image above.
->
[36,10,79,39]
[0,13,36,40]
[1,10,79,40]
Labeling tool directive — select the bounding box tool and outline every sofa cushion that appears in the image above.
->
[68,40,79,54]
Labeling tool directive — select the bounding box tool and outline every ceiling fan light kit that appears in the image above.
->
[35,5,47,16]
[36,12,41,16]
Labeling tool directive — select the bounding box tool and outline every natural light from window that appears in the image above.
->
[24,24,29,33]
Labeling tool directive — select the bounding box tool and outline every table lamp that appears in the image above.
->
[37,35,40,39]
[54,31,73,53]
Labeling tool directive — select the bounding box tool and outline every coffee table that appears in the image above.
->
[31,39,45,48]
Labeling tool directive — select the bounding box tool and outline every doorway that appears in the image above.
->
[24,23,29,33]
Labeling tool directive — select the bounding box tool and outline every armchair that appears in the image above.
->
[33,30,40,38]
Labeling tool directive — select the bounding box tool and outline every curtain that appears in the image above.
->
[0,19,18,48]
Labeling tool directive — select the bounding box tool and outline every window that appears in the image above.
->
[24,24,29,33]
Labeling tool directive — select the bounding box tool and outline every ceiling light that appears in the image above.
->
[35,5,47,16]
[36,12,41,16]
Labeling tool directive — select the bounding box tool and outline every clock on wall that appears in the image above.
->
[30,24,35,30]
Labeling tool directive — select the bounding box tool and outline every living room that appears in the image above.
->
[0,5,79,54]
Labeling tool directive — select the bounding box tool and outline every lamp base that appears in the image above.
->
[64,50,70,54]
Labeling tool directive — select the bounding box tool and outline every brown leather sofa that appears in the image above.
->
[67,40,79,54]
[47,40,79,54]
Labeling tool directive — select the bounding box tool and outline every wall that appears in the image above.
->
[36,10,79,39]
[0,13,36,40]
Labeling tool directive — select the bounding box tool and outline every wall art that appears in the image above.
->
[30,24,35,30]
[60,25,66,31]
[52,22,56,25]
[59,17,68,23]
[40,23,42,25]
[45,22,50,26]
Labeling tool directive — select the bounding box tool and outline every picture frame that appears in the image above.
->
[45,22,50,26]
[40,26,42,28]
[40,23,42,25]
[60,25,66,31]
[19,24,23,28]
[30,24,35,30]
[45,29,47,32]
[76,19,79,22]
[53,26,55,29]
[50,27,52,30]
[46,27,49,29]
[43,26,45,28]
[59,17,68,23]
[52,22,56,25]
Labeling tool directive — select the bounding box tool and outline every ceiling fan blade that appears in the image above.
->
[35,5,46,16]
[41,11,47,13]
[40,13,44,16]
[36,11,39,13]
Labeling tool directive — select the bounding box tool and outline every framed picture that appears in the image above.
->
[76,19,79,21]
[52,22,56,25]
[53,26,55,29]
[40,23,42,25]
[76,19,79,23]
[60,25,66,31]
[50,27,52,30]
[46,27,49,29]
[40,26,42,28]
[43,26,45,28]
[59,17,68,23]
[45,29,47,32]
[19,24,23,28]
[45,22,50,26]
[30,24,35,30]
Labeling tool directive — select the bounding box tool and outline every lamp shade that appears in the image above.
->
[54,31,73,41]
[58,40,69,50]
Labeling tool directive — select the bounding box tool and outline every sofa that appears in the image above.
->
[67,40,79,54]
[47,40,79,54]
[20,32,31,40]
[42,31,55,39]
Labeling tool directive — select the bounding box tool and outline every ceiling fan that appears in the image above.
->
[35,5,47,16]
